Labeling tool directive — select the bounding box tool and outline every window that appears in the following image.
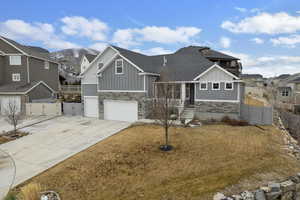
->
[199,82,207,90]
[212,82,220,90]
[12,73,20,82]
[115,59,123,74]
[225,82,233,90]
[44,61,49,70]
[282,90,289,96]
[9,55,21,65]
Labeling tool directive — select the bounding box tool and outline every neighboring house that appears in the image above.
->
[277,77,300,105]
[80,54,97,73]
[241,74,265,98]
[0,36,59,115]
[80,45,244,122]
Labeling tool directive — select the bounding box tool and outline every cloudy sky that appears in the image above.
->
[1,0,300,77]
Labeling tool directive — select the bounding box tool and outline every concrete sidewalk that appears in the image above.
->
[0,116,130,199]
[0,150,15,199]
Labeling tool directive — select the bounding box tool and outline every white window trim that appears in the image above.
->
[212,82,220,90]
[9,55,22,65]
[115,59,124,75]
[199,82,208,90]
[12,73,20,82]
[224,82,234,90]
[44,61,49,70]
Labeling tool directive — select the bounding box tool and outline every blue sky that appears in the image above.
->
[1,0,300,77]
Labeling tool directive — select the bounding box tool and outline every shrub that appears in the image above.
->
[221,116,249,126]
[20,183,42,200]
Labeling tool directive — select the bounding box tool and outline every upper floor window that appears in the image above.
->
[9,55,21,65]
[212,82,220,90]
[44,61,49,70]
[225,82,234,90]
[115,59,124,74]
[199,82,207,90]
[12,73,20,82]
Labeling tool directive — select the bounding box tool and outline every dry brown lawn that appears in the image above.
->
[16,124,300,200]
[244,95,265,106]
[0,136,11,144]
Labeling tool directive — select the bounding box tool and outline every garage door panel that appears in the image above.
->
[84,96,99,118]
[104,100,138,122]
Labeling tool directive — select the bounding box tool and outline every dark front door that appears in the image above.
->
[189,83,195,105]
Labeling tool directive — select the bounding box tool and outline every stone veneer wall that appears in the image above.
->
[194,101,240,120]
[214,174,300,200]
[98,92,148,119]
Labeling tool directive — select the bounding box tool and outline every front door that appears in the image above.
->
[189,83,195,105]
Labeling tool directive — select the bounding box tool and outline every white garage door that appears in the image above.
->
[104,100,138,122]
[84,96,99,118]
[0,96,21,115]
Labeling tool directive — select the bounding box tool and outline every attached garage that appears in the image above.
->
[84,96,99,118]
[104,100,138,122]
[0,96,21,115]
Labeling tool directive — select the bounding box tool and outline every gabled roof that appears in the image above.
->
[0,81,55,94]
[175,46,239,60]
[84,54,97,63]
[290,77,300,83]
[0,36,58,63]
[99,45,240,81]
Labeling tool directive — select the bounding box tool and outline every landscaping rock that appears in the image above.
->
[240,191,254,200]
[280,180,295,193]
[213,192,227,200]
[268,182,281,193]
[281,191,294,200]
[254,190,266,200]
[231,194,243,200]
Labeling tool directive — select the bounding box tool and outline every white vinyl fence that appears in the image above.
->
[26,103,62,116]
[240,104,273,125]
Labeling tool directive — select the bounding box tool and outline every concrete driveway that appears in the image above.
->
[0,116,131,198]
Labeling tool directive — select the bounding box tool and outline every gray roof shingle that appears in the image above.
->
[112,45,234,81]
[0,36,58,63]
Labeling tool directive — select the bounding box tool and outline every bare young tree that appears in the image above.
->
[5,99,22,134]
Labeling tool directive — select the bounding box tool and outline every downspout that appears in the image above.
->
[26,56,30,83]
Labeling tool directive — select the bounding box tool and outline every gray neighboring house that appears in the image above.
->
[0,36,59,115]
[80,45,244,122]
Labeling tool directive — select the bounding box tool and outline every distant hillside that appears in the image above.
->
[50,48,99,84]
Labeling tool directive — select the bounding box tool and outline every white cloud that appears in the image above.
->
[251,37,264,44]
[222,50,300,77]
[112,26,201,48]
[235,7,247,13]
[297,11,300,14]
[0,19,80,49]
[132,47,173,55]
[221,12,300,34]
[89,42,107,51]
[220,37,231,48]
[270,34,300,47]
[61,16,109,41]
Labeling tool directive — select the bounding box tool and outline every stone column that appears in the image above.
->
[181,83,186,106]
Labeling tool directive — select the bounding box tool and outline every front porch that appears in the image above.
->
[153,82,195,107]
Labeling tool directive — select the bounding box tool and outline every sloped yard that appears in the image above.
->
[15,124,300,200]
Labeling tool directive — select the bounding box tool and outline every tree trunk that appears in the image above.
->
[165,125,169,146]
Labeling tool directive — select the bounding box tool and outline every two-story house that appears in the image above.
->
[0,36,59,115]
[277,77,300,105]
[80,45,244,122]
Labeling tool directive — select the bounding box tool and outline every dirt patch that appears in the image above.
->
[0,131,29,145]
[15,124,300,200]
[245,95,265,106]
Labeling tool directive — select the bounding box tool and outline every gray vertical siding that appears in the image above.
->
[3,55,28,85]
[82,84,97,96]
[27,83,53,102]
[29,57,59,91]
[98,56,144,91]
[0,56,4,85]
[146,75,157,97]
[195,82,239,101]
[239,83,245,103]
